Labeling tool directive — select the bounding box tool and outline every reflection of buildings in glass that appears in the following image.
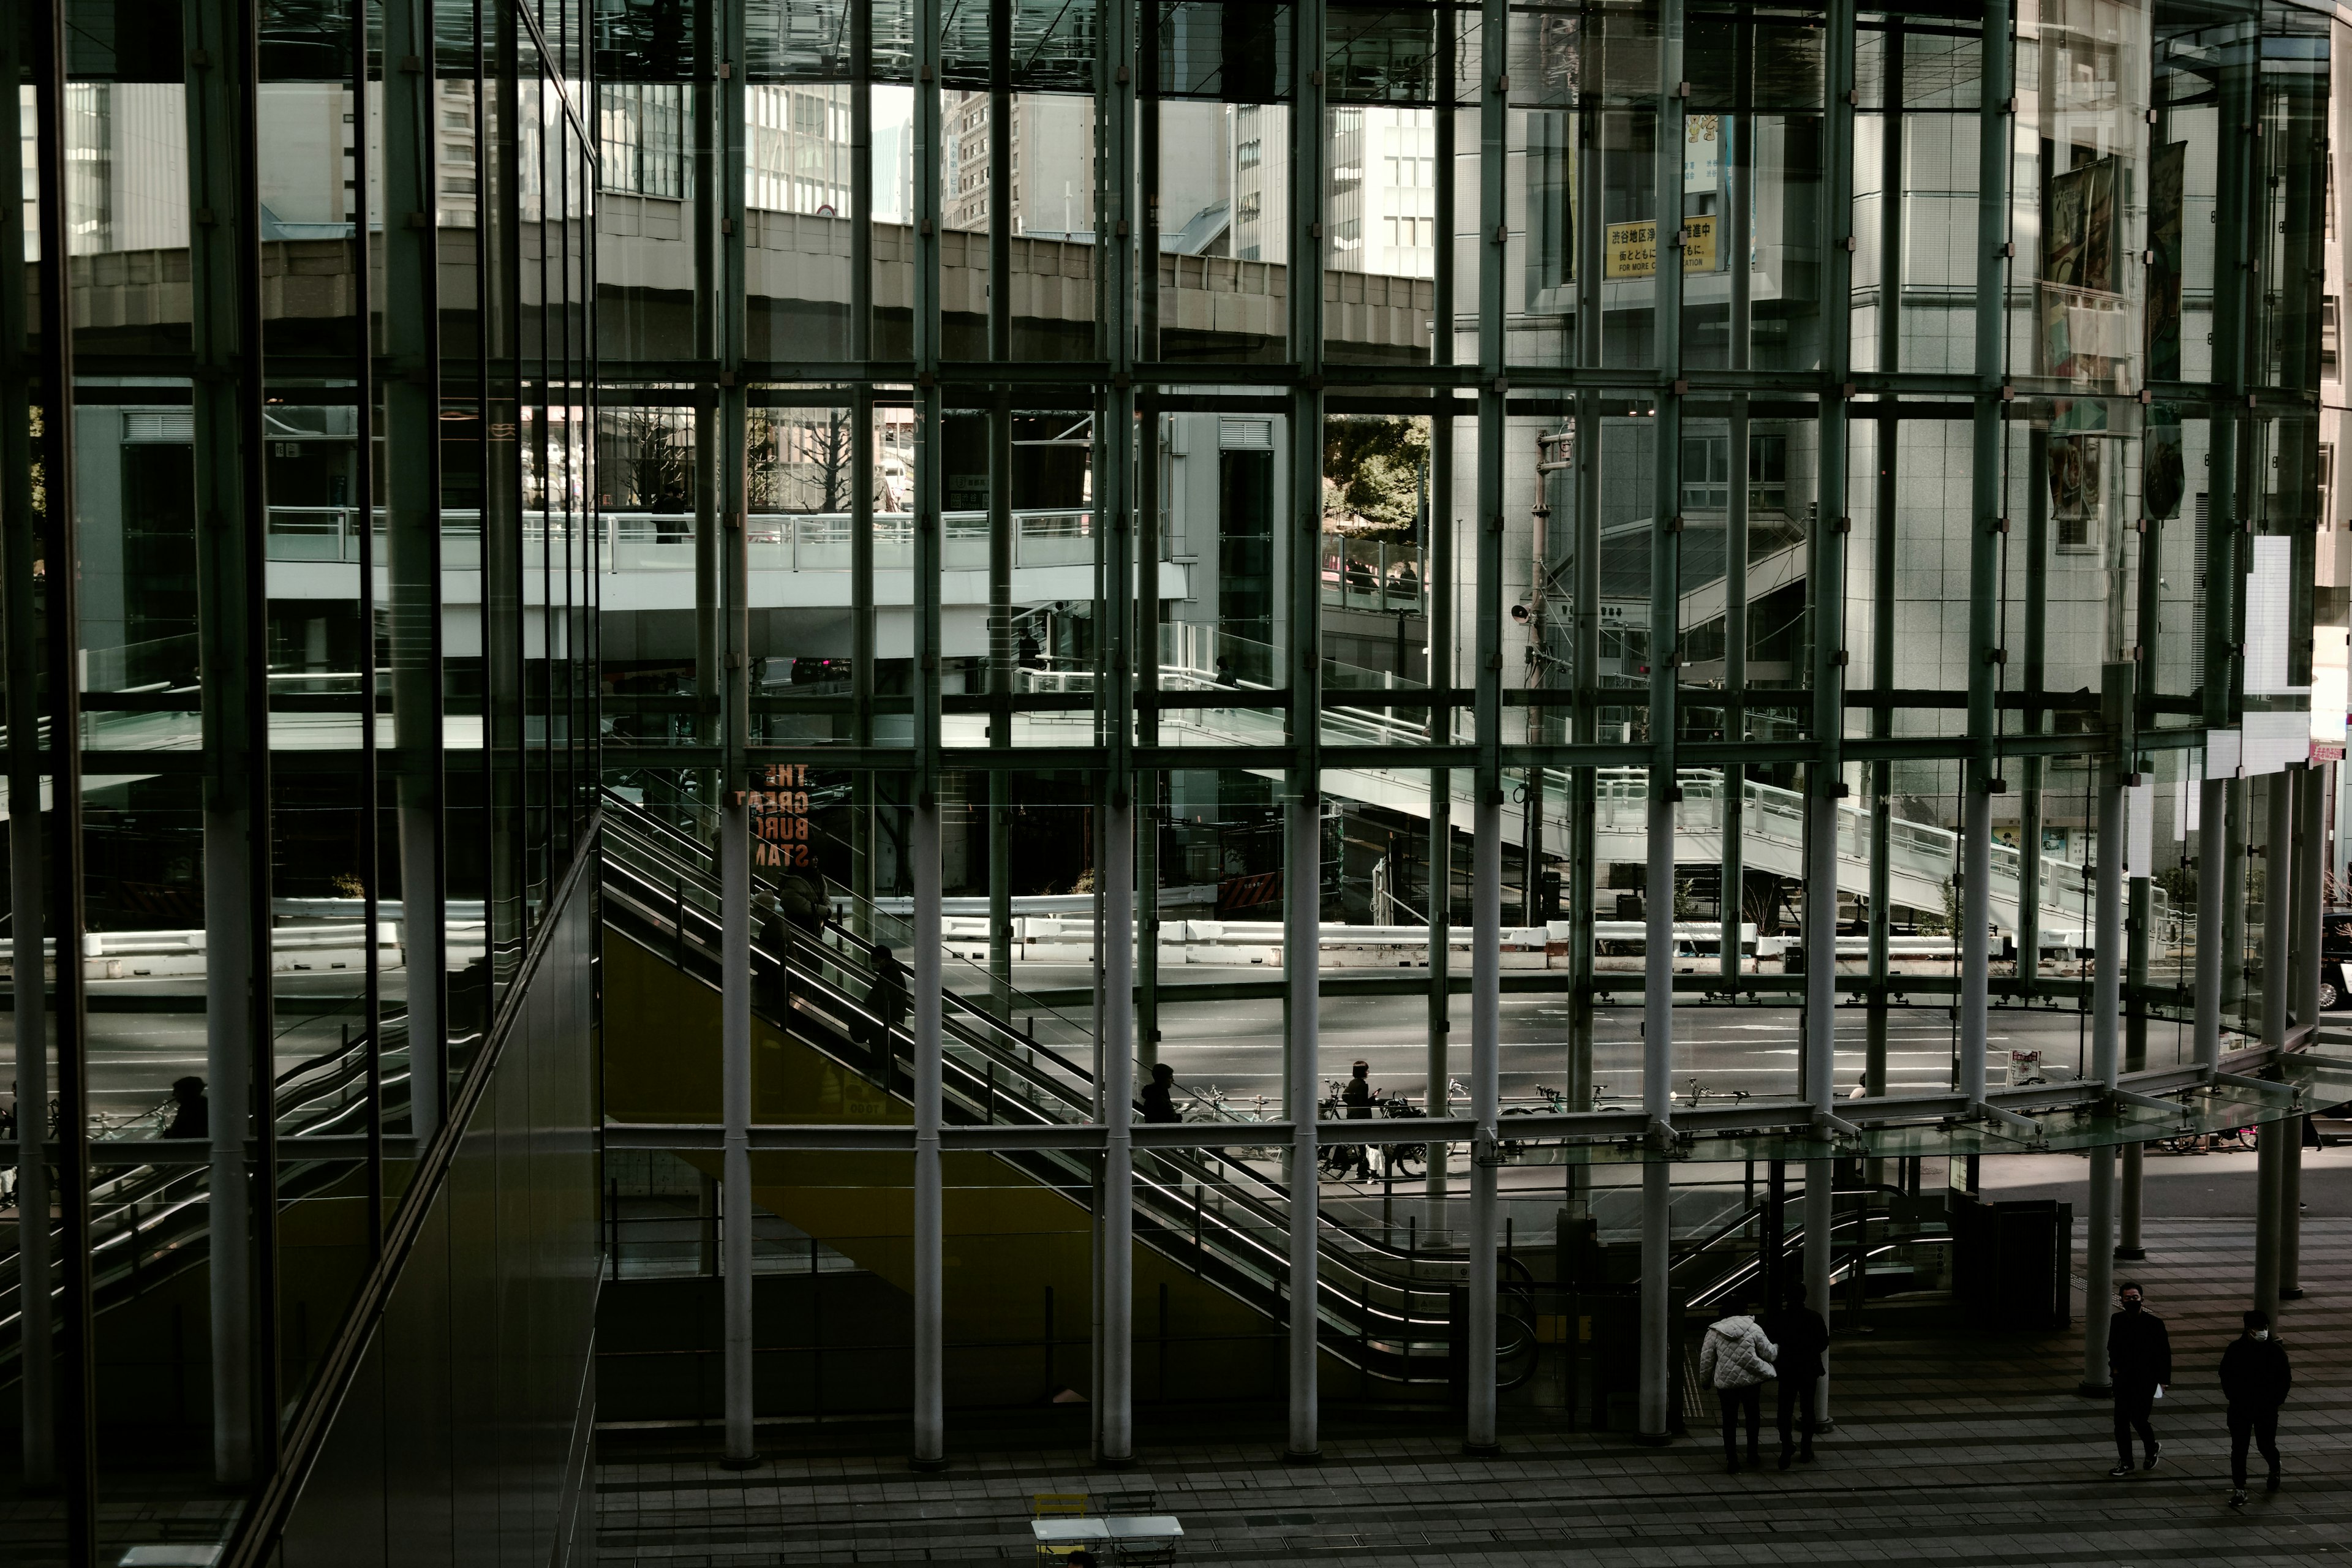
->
[940,92,1097,236]
[1230,104,1433,276]
[747,85,853,216]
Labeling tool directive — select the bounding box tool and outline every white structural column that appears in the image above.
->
[719,801,756,1466]
[2080,760,2125,1392]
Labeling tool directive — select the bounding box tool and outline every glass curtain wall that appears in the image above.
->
[2,0,601,1557]
[582,0,2327,1458]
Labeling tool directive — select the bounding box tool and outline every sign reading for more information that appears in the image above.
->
[1604,215,1718,279]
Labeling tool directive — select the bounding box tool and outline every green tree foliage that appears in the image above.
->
[1323,415,1428,538]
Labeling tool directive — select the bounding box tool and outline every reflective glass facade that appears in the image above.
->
[582,0,2338,1469]
[2,0,2345,1552]
[4,0,601,1559]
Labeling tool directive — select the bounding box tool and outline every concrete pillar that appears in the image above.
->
[205,815,254,1485]
[1099,794,1136,1462]
[719,800,756,1468]
[1466,786,1503,1453]
[911,799,946,1468]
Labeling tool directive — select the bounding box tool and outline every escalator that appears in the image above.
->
[0,1014,415,1385]
[600,790,1538,1388]
[603,791,1970,1394]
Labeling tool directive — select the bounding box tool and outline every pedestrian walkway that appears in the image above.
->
[593,1218,2351,1566]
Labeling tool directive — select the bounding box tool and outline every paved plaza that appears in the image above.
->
[594,1216,2351,1567]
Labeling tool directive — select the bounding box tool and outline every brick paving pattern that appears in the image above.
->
[594,1218,2352,1566]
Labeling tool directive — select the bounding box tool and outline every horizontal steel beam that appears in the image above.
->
[600,1049,2276,1156]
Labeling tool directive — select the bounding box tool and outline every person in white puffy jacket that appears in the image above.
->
[1699,1294,1780,1473]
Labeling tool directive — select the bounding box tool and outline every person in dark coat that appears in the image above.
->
[163,1077,208,1140]
[1141,1062,1183,1123]
[1340,1058,1375,1178]
[1766,1281,1831,1468]
[863,946,909,1083]
[2106,1281,2173,1476]
[755,895,793,1017]
[2220,1308,2293,1506]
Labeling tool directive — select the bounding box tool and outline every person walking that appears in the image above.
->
[1340,1059,1375,1179]
[755,894,793,1017]
[1766,1281,1831,1468]
[1141,1062,1183,1123]
[163,1076,208,1140]
[1699,1293,1779,1474]
[2106,1280,2172,1477]
[2220,1309,2291,1507]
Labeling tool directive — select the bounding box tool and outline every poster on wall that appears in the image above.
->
[2048,431,2103,521]
[2042,154,2119,379]
[2146,141,2186,382]
[2045,156,2117,293]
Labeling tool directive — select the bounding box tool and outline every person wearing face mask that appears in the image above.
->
[2105,1281,2172,1477]
[2219,1310,2293,1507]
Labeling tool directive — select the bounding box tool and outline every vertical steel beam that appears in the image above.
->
[2255,1104,2284,1320]
[187,0,274,1485]
[910,0,948,1473]
[1868,17,1902,1095]
[986,0,1014,1022]
[1284,0,1332,1461]
[849,0,877,937]
[1961,0,2011,1116]
[1866,24,1902,1117]
[1722,17,1754,1009]
[1567,46,1605,1206]
[716,0,756,1471]
[1637,0,1689,1452]
[31,0,96,1544]
[2251,769,2292,1317]
[2283,764,2320,1299]
[1094,0,1140,1465]
[2263,772,2292,1052]
[0,1,53,1491]
[2194,768,2228,1069]
[2080,755,2125,1393]
[1465,0,1509,1458]
[1425,0,1460,1237]
[383,0,447,1153]
[2222,780,2249,1026]
[1801,0,1857,1428]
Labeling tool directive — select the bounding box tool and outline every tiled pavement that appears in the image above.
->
[594,1218,2352,1566]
